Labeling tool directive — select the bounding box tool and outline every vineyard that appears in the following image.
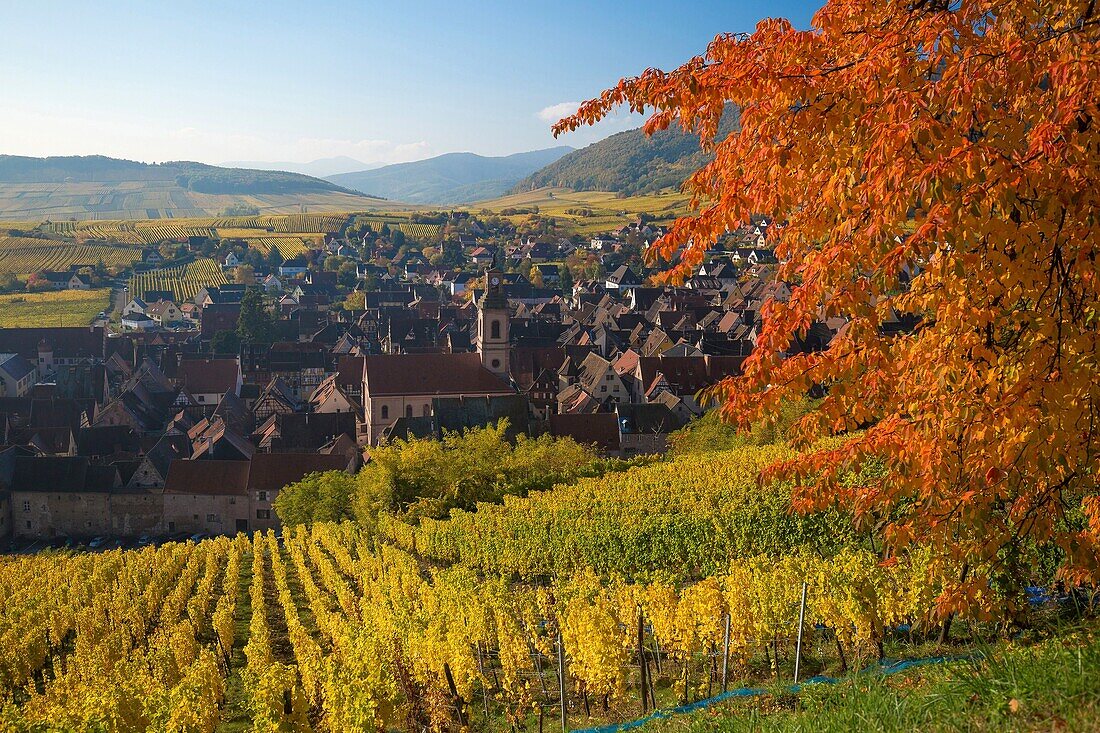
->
[0,289,110,327]
[128,258,229,302]
[0,444,985,732]
[359,217,442,241]
[238,237,314,261]
[0,237,144,275]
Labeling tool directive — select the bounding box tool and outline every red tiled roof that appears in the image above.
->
[363,353,513,397]
[549,413,620,452]
[246,452,351,493]
[178,358,240,395]
[163,460,250,496]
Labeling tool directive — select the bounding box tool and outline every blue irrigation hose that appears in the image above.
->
[573,655,975,733]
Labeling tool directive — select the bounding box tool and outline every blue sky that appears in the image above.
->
[0,1,820,167]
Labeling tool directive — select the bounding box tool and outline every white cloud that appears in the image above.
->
[537,101,582,123]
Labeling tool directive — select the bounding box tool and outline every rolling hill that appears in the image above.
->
[219,156,382,178]
[327,146,573,205]
[514,105,740,196]
[0,155,388,220]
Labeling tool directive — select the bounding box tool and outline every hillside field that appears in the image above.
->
[477,186,693,234]
[0,288,110,327]
[0,182,413,221]
[0,439,1087,732]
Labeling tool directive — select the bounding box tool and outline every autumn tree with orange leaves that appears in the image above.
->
[557,0,1099,621]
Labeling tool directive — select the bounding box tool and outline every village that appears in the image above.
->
[0,211,854,547]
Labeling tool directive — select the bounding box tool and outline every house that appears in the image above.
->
[361,353,514,445]
[533,263,561,285]
[162,460,251,535]
[68,273,91,290]
[0,354,36,397]
[10,456,159,539]
[605,265,642,291]
[176,358,243,406]
[41,271,74,290]
[278,257,308,277]
[262,274,283,293]
[443,272,476,296]
[146,300,183,326]
[246,452,353,531]
[468,247,495,267]
[121,313,157,331]
[123,297,149,317]
[308,374,358,415]
[590,235,620,252]
[224,252,241,268]
[127,433,192,489]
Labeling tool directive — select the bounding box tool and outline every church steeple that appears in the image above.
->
[476,270,509,378]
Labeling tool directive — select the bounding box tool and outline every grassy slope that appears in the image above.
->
[0,288,110,327]
[0,183,413,220]
[644,627,1100,733]
[475,186,692,234]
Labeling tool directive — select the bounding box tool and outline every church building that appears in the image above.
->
[360,271,515,445]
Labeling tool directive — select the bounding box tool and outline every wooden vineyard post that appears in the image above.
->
[556,630,568,733]
[637,606,649,713]
[793,582,808,684]
[721,612,730,692]
[443,662,467,727]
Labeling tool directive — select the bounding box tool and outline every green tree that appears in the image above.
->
[211,330,242,355]
[234,264,255,285]
[265,246,284,269]
[236,287,276,343]
[337,261,358,288]
[558,264,573,292]
[273,471,357,526]
[351,420,603,531]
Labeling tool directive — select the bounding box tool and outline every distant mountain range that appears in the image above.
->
[514,106,740,196]
[0,155,383,220]
[327,147,574,205]
[0,155,364,196]
[219,156,384,178]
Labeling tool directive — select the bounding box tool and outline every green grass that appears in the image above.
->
[0,288,110,328]
[644,627,1100,733]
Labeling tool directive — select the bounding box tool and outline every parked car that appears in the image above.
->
[87,537,106,549]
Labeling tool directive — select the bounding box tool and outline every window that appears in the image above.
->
[26,520,31,529]
[206,514,219,523]
[405,404,413,418]
[381,405,389,419]
[197,395,204,402]
[22,501,29,512]
[258,491,269,502]
[490,320,501,340]
[606,374,613,381]
[600,385,607,393]
[256,509,271,520]
[491,358,501,369]
[422,405,430,417]
[613,385,620,392]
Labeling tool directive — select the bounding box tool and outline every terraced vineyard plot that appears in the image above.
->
[0,237,144,274]
[360,217,442,241]
[0,288,111,327]
[241,236,314,260]
[128,257,229,301]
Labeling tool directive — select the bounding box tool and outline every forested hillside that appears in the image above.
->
[515,105,739,195]
[0,155,362,196]
[327,146,573,204]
